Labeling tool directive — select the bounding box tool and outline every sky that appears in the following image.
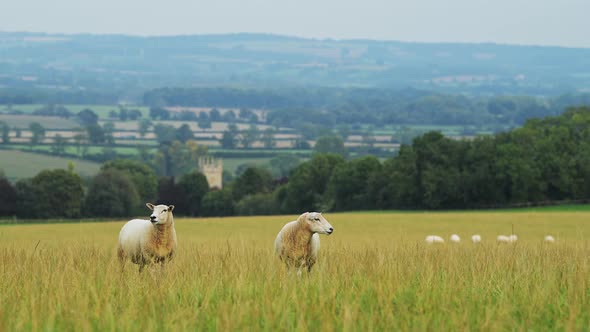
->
[1,0,589,48]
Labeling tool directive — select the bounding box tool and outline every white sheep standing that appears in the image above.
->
[544,235,555,243]
[425,235,445,244]
[497,234,517,243]
[450,234,461,243]
[118,203,176,272]
[497,235,510,243]
[471,234,481,243]
[274,212,333,276]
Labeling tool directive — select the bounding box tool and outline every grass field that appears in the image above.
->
[0,150,101,179]
[1,211,590,330]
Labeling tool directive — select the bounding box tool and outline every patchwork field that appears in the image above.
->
[0,150,101,179]
[1,210,590,330]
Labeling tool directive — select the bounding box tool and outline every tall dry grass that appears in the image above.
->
[1,212,590,331]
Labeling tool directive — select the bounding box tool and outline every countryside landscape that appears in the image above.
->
[2,2,590,331]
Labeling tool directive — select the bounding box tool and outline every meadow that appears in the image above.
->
[0,150,101,179]
[1,210,590,331]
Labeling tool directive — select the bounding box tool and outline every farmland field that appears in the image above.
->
[0,150,101,179]
[1,210,590,330]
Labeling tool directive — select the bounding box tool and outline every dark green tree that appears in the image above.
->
[101,159,158,207]
[0,175,17,216]
[232,167,273,201]
[29,122,45,145]
[84,169,140,217]
[201,189,235,217]
[177,171,209,216]
[313,135,348,158]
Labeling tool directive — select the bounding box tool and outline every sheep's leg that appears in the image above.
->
[118,248,126,273]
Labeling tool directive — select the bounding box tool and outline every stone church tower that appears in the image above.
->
[198,157,223,189]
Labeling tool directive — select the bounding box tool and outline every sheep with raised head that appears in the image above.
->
[425,235,445,244]
[471,234,481,243]
[450,234,461,243]
[274,212,333,275]
[118,203,176,272]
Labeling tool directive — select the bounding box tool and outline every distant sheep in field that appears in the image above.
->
[118,203,176,272]
[450,234,461,243]
[497,235,510,243]
[497,234,518,243]
[274,212,334,276]
[544,235,556,243]
[425,235,445,244]
[471,234,481,243]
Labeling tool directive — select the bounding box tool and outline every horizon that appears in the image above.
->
[1,0,589,48]
[1,30,588,50]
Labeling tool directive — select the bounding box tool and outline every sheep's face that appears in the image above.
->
[300,212,333,235]
[146,203,175,225]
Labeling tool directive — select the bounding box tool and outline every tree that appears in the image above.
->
[220,124,239,148]
[50,134,68,155]
[0,121,9,144]
[313,135,348,158]
[176,124,194,143]
[326,156,382,211]
[201,189,234,216]
[103,122,116,145]
[138,118,152,138]
[76,109,99,126]
[0,175,17,216]
[149,107,170,120]
[153,124,177,145]
[232,167,273,201]
[177,171,209,216]
[29,122,45,145]
[283,154,345,212]
[210,108,221,121]
[261,128,276,149]
[16,169,84,218]
[269,155,300,178]
[101,159,158,207]
[84,169,140,217]
[235,193,279,215]
[86,124,105,144]
[241,125,260,148]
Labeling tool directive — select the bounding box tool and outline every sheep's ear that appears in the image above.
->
[168,205,175,212]
[146,203,155,211]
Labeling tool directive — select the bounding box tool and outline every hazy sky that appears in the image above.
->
[1,0,589,48]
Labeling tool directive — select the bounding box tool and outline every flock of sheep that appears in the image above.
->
[116,202,556,274]
[117,203,334,274]
[425,233,556,244]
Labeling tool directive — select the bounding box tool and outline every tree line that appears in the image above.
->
[1,106,590,219]
[144,87,590,128]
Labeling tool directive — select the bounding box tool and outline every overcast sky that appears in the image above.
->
[1,0,589,48]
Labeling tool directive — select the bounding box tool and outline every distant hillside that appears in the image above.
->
[0,150,100,180]
[0,31,589,102]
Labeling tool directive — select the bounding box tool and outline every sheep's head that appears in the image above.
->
[146,203,175,225]
[299,212,333,235]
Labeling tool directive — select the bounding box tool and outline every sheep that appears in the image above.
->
[544,235,555,243]
[471,234,481,243]
[497,234,517,244]
[497,235,510,243]
[118,203,176,272]
[450,234,461,243]
[425,235,445,244]
[274,212,333,276]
